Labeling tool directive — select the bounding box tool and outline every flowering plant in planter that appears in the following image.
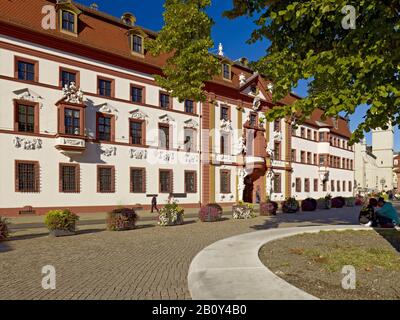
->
[199,204,223,222]
[0,216,9,241]
[331,196,346,208]
[282,197,299,213]
[301,198,317,212]
[107,208,138,231]
[44,209,79,237]
[232,202,256,220]
[345,197,356,207]
[260,197,278,216]
[158,201,185,226]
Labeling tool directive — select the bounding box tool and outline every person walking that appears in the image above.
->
[151,195,159,213]
[255,186,261,204]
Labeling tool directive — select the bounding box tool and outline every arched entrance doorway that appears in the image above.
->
[242,168,267,203]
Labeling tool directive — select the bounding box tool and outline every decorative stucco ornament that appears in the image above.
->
[273,131,283,142]
[220,119,233,132]
[129,109,148,121]
[252,95,261,111]
[62,82,84,104]
[235,137,246,155]
[130,149,147,159]
[13,137,42,150]
[238,168,250,202]
[159,114,175,124]
[184,119,198,129]
[101,146,117,157]
[239,73,246,86]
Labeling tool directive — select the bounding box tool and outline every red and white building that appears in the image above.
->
[0,0,354,216]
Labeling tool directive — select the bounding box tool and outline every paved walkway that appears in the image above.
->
[188,225,368,300]
[0,206,364,300]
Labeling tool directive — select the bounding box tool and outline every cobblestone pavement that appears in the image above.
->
[0,207,360,300]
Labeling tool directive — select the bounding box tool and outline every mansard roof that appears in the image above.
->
[0,0,352,138]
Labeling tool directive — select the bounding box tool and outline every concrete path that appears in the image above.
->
[188,225,368,300]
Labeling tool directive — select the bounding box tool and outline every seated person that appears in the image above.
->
[375,198,399,228]
[359,198,377,227]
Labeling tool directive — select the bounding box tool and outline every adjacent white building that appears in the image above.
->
[354,127,395,193]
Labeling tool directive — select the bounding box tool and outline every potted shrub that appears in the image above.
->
[232,202,256,220]
[301,198,317,212]
[345,197,356,207]
[260,197,278,216]
[282,197,300,213]
[0,216,9,241]
[317,194,332,209]
[158,201,185,226]
[331,196,346,208]
[107,208,138,231]
[199,204,223,222]
[44,209,79,237]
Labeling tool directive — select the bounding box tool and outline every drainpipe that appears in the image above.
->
[199,101,202,206]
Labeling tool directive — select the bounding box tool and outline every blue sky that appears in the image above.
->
[78,0,399,150]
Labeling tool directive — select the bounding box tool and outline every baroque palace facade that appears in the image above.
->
[0,0,354,215]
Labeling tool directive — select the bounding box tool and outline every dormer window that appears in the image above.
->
[61,10,76,33]
[56,1,81,35]
[131,34,144,54]
[222,63,231,80]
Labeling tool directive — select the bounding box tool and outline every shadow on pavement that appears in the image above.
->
[76,228,106,235]
[250,208,359,231]
[8,232,49,242]
[135,224,156,230]
[0,241,12,253]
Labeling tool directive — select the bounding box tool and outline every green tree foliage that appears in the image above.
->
[153,0,400,142]
[148,0,220,102]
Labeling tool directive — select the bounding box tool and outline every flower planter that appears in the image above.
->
[332,197,346,208]
[317,199,331,209]
[158,202,185,226]
[45,209,79,237]
[232,204,255,220]
[0,217,9,241]
[159,212,184,226]
[282,198,300,213]
[260,201,278,216]
[199,204,223,222]
[107,208,138,231]
[301,198,317,212]
[49,229,76,237]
